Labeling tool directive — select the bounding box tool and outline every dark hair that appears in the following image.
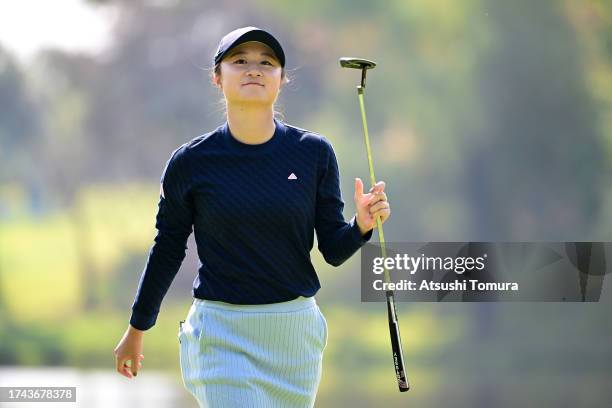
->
[210,62,291,121]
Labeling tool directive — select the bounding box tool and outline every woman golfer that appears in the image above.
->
[113,26,390,407]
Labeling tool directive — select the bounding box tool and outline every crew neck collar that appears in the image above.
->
[222,117,285,152]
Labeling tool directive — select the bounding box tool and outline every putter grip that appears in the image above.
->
[387,293,410,391]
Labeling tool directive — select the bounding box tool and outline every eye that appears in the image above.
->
[232,58,274,66]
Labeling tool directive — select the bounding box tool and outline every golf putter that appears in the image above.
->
[339,57,410,392]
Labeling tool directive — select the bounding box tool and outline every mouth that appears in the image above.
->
[243,83,264,87]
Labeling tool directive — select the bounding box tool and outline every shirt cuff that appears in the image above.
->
[129,309,158,331]
[350,215,373,244]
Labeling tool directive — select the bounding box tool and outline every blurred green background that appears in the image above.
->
[1,0,612,406]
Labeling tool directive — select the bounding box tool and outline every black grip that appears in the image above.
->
[387,291,410,391]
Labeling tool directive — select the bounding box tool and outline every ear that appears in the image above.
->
[212,74,222,89]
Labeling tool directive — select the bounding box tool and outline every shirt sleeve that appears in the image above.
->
[314,136,373,267]
[129,145,194,330]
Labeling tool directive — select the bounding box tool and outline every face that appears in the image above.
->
[214,41,283,108]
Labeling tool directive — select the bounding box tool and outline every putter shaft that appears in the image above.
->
[357,86,390,284]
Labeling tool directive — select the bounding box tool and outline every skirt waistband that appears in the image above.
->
[192,296,317,313]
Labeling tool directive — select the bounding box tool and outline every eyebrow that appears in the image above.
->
[227,50,277,60]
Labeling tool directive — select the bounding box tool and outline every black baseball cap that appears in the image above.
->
[213,26,285,68]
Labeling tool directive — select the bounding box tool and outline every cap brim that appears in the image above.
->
[217,29,285,67]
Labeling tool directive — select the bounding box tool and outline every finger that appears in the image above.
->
[123,363,134,378]
[383,209,391,222]
[371,180,386,193]
[130,356,140,376]
[368,192,387,205]
[116,356,126,374]
[117,358,133,378]
[354,178,364,197]
[372,208,391,223]
[371,206,390,218]
[369,201,390,213]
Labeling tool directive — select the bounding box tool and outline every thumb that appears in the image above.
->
[355,177,364,197]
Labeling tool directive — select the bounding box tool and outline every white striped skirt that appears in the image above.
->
[178,295,328,408]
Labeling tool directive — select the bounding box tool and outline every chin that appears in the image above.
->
[232,99,275,108]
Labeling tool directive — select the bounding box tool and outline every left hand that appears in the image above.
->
[354,178,391,236]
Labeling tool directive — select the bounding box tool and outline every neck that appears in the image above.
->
[226,104,276,144]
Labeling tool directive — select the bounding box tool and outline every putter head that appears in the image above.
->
[339,57,377,70]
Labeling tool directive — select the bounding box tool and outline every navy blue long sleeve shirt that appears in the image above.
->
[130,118,373,330]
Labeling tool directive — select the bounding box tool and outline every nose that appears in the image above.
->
[246,63,263,77]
